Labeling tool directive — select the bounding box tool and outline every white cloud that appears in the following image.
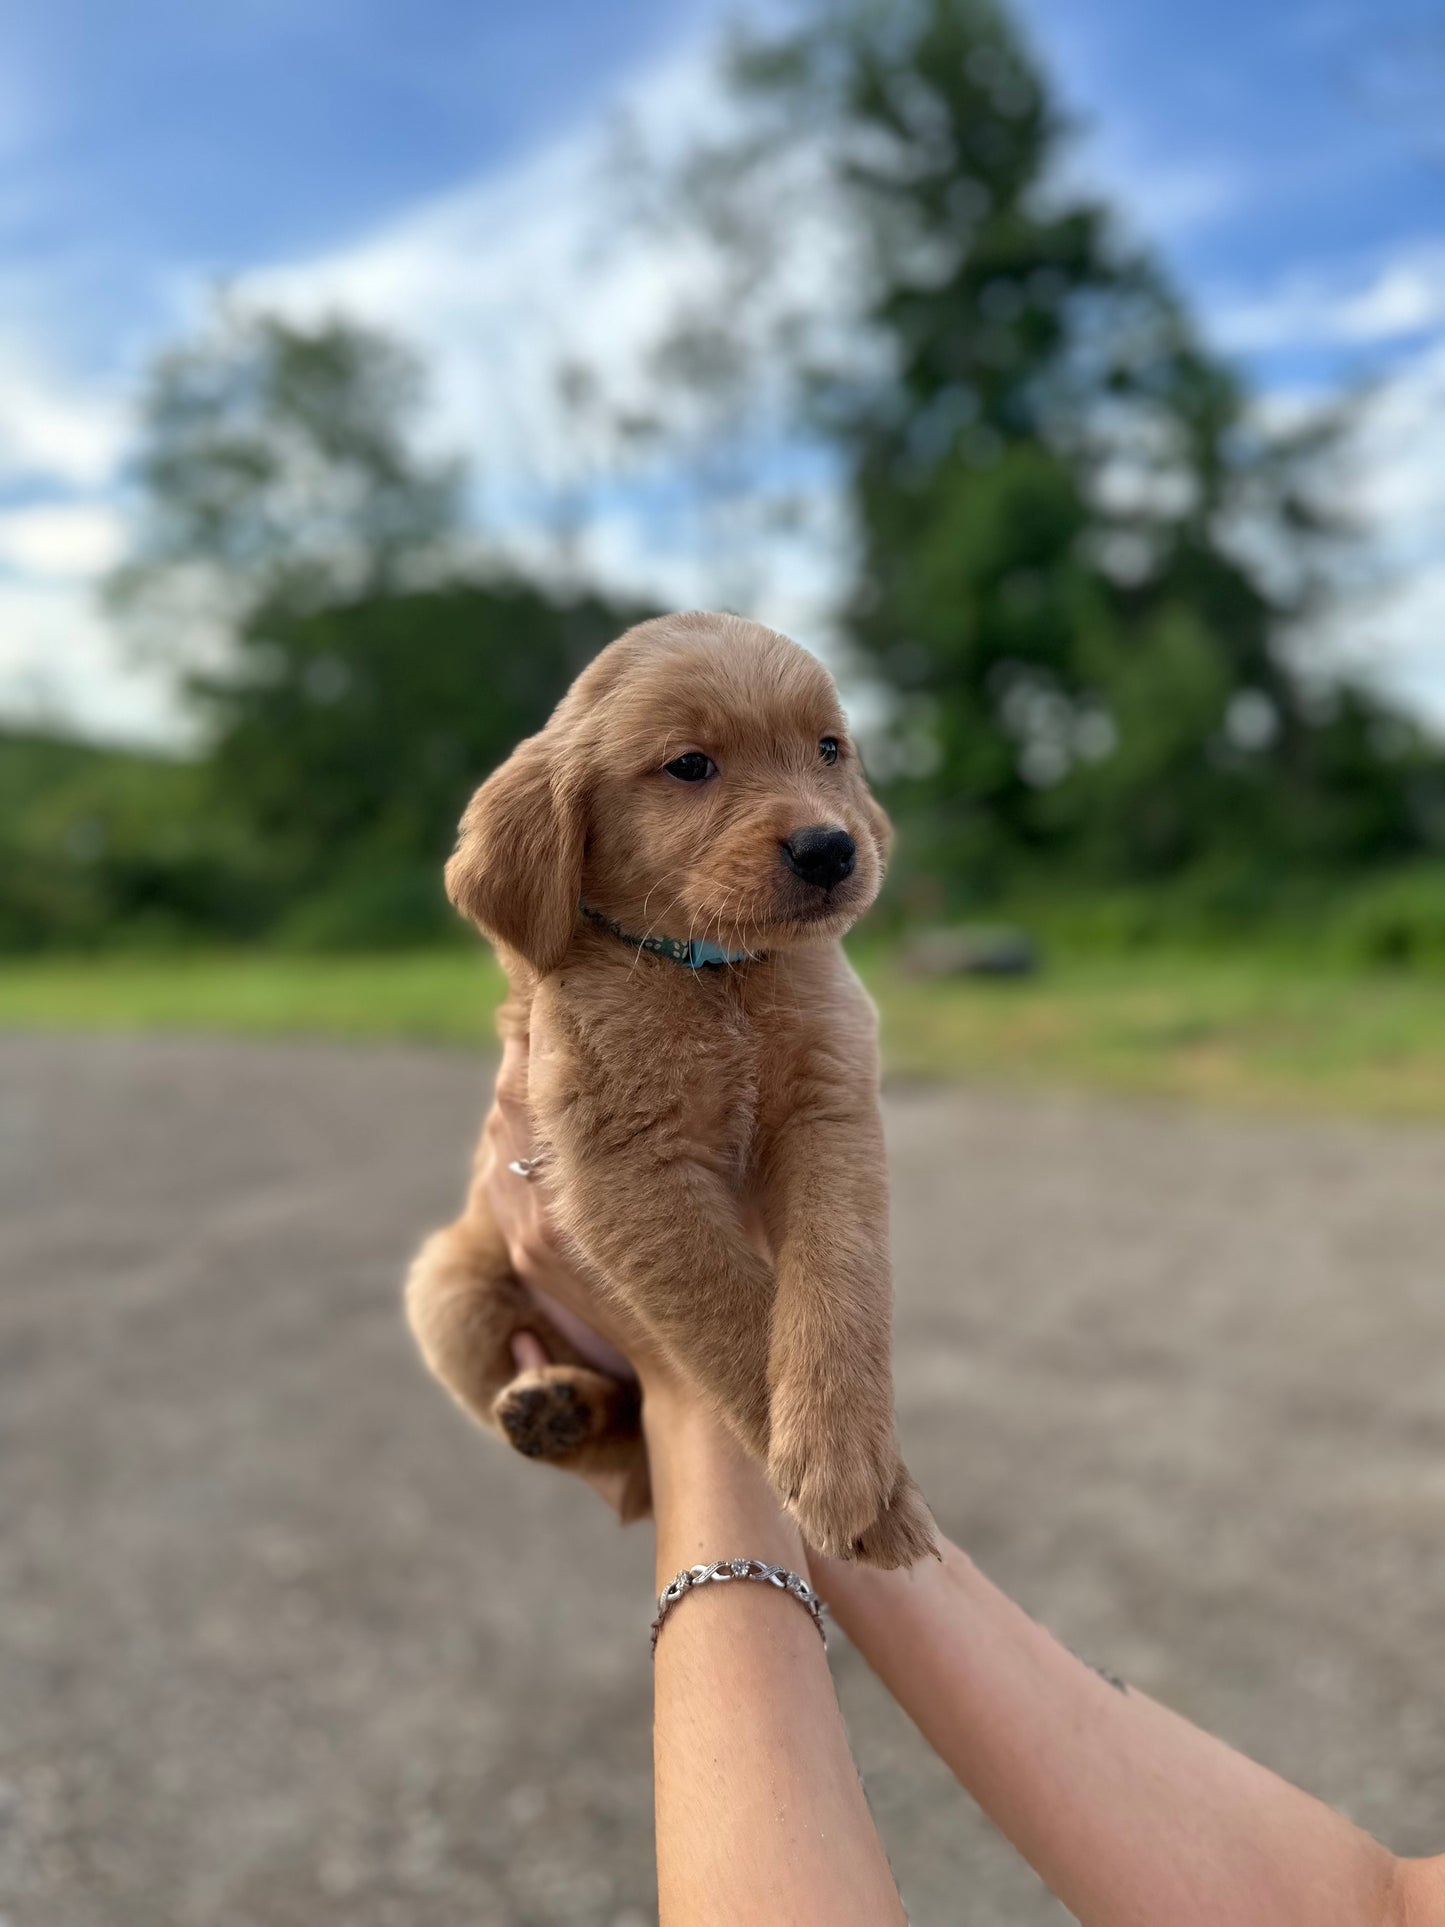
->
[0,578,187,745]
[1316,332,1445,720]
[1215,242,1445,354]
[239,38,727,486]
[1056,135,1243,243]
[0,334,129,488]
[1324,556,1445,724]
[499,471,856,667]
[237,30,860,650]
[0,335,144,738]
[0,501,125,577]
[1348,333,1445,538]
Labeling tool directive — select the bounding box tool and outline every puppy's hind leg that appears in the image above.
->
[405,1213,529,1428]
[404,1209,647,1515]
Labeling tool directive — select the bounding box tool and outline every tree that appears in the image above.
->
[107,301,464,658]
[106,304,652,944]
[200,580,648,943]
[627,0,1445,905]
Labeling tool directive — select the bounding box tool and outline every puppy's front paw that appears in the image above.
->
[851,1468,937,1569]
[767,1392,897,1558]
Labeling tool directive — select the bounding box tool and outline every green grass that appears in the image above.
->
[2,944,1443,1120]
[861,948,1445,1118]
[0,949,506,1045]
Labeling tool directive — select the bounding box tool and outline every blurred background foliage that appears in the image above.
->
[8,0,1445,1009]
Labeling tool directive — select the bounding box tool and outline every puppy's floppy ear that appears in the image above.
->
[445,728,585,973]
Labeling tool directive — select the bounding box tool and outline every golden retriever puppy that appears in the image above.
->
[405,611,935,1567]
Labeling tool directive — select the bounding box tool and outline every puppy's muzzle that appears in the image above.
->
[782,825,857,892]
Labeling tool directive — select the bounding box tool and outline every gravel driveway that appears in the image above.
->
[2,1033,1442,1924]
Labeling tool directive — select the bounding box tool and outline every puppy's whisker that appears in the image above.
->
[708,887,740,950]
[704,887,744,972]
[715,889,749,970]
[711,886,740,936]
[728,889,756,952]
[638,888,685,947]
[634,880,685,962]
[629,885,687,979]
[631,886,665,972]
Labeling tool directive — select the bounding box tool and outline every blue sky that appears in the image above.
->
[1033,0,1443,273]
[1,0,715,412]
[2,0,1443,737]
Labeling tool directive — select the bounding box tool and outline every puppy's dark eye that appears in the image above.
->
[664,751,716,783]
[819,737,840,766]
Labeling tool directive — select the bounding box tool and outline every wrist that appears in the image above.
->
[808,1530,970,1645]
[640,1374,723,1449]
[642,1388,803,1586]
[642,1383,749,1511]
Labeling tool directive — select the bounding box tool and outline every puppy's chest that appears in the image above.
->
[542,968,773,1170]
[630,989,766,1164]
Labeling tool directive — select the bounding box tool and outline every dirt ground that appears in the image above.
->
[3,1032,1443,1926]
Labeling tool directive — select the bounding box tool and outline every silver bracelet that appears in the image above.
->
[650,1558,827,1657]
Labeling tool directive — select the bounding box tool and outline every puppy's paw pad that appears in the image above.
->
[494,1373,592,1460]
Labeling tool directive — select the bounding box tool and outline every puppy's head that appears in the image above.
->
[447,612,890,971]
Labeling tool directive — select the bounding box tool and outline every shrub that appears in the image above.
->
[1333,868,1445,970]
[275,864,461,952]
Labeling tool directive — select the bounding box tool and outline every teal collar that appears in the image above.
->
[580,901,764,970]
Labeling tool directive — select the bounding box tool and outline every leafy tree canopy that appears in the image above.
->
[626,0,1445,902]
[101,303,652,945]
[107,301,464,656]
[202,580,648,942]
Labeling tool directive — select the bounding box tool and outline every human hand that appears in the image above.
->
[482,1031,651,1383]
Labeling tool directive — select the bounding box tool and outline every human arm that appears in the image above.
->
[812,1537,1441,1927]
[643,1385,906,1925]
[483,1033,1444,1926]
[486,1032,906,1927]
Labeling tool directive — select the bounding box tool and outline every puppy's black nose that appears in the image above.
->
[782,825,856,891]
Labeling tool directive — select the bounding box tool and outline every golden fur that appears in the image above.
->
[405,612,935,1566]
